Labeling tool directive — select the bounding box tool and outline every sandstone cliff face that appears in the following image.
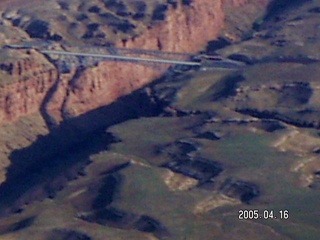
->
[121,0,224,52]
[0,0,272,124]
[45,0,227,120]
[48,0,272,119]
[59,61,164,118]
[0,50,57,122]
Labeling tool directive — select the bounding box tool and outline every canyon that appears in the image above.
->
[0,0,271,183]
[0,0,320,240]
[0,0,271,124]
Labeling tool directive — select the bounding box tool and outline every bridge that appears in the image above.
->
[3,40,244,70]
[40,49,201,66]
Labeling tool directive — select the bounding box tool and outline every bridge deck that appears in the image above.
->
[40,49,201,66]
[2,41,245,69]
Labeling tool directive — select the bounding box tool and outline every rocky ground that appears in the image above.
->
[0,0,320,240]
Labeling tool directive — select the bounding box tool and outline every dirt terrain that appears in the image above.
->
[0,0,320,240]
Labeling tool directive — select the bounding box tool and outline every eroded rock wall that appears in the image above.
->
[0,50,57,122]
[0,0,271,124]
[47,0,227,120]
[50,0,272,119]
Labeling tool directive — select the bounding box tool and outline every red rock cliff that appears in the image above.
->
[0,49,57,122]
[0,0,272,124]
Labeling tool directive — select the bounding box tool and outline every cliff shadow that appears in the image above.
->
[263,0,311,22]
[0,83,166,217]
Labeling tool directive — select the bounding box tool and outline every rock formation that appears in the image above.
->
[1,1,320,239]
[0,0,271,125]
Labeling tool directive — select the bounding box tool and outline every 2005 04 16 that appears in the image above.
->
[238,209,289,220]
